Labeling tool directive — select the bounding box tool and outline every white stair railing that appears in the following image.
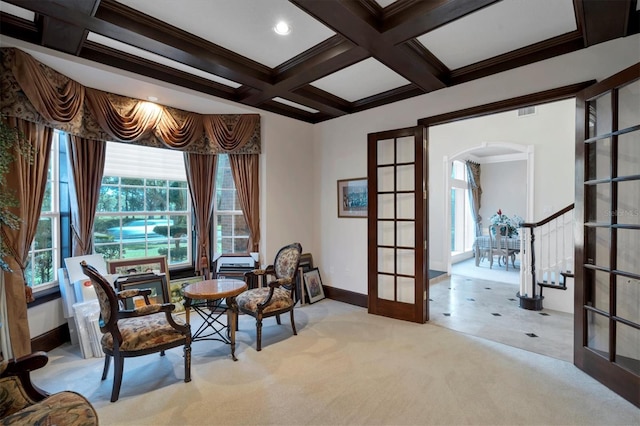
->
[519,204,574,309]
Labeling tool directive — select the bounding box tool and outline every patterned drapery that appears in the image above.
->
[0,48,260,154]
[465,161,483,236]
[1,117,53,358]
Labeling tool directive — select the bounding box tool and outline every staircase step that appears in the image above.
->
[538,282,567,290]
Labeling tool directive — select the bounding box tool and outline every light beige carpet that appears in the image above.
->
[33,299,638,425]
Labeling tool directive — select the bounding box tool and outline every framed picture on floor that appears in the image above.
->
[303,268,325,304]
[168,276,204,313]
[115,275,168,310]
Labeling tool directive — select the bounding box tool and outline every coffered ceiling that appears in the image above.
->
[1,0,638,123]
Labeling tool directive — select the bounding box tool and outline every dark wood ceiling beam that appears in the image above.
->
[81,42,237,97]
[257,100,320,123]
[40,0,100,55]
[242,38,369,106]
[294,86,352,113]
[351,84,424,113]
[281,89,350,117]
[95,0,272,86]
[449,31,585,85]
[6,0,272,89]
[0,13,41,44]
[81,42,346,120]
[291,0,446,92]
[574,0,633,46]
[381,0,500,45]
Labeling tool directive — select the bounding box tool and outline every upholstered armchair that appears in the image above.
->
[1,351,98,425]
[81,261,192,402]
[237,242,302,351]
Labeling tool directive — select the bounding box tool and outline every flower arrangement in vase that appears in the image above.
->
[489,209,523,237]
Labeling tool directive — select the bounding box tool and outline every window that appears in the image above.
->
[215,154,249,254]
[25,131,61,292]
[450,160,475,255]
[93,142,191,266]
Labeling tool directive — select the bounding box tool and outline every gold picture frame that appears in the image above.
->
[107,256,169,277]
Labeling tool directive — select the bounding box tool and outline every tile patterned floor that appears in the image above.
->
[428,272,573,362]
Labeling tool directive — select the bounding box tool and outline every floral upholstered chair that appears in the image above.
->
[80,261,191,402]
[237,242,302,351]
[1,351,98,425]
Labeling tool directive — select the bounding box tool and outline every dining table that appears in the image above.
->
[474,235,521,266]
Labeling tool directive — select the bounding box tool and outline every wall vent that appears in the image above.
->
[517,106,536,117]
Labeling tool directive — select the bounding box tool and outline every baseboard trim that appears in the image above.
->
[31,324,69,353]
[323,286,367,308]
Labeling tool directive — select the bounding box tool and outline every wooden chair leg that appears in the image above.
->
[184,343,191,383]
[101,354,111,380]
[290,309,297,336]
[256,317,263,351]
[275,314,281,325]
[111,356,124,402]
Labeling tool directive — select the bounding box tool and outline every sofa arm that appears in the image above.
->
[1,390,98,426]
[1,351,49,403]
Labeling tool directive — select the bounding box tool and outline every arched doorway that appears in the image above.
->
[443,142,534,276]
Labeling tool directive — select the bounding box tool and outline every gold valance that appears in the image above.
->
[0,48,260,154]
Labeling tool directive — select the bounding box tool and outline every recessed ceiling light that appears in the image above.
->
[147,96,158,102]
[273,21,291,35]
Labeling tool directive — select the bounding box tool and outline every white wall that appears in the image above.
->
[479,161,527,232]
[259,114,315,263]
[312,34,640,295]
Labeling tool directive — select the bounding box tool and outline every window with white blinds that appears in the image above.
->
[103,141,186,181]
[94,142,192,266]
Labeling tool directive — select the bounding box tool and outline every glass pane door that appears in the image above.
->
[576,65,640,407]
[368,126,427,323]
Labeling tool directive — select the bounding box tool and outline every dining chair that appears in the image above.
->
[489,224,517,270]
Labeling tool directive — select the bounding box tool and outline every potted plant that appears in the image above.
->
[489,209,523,237]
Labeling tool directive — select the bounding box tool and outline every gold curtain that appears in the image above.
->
[0,117,53,358]
[1,47,260,154]
[203,115,258,151]
[184,153,217,275]
[68,136,106,256]
[465,161,483,236]
[10,49,85,124]
[228,154,260,252]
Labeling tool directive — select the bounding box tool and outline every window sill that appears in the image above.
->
[27,286,61,308]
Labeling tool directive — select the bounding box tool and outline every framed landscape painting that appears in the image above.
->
[337,178,367,218]
[107,256,168,277]
[168,276,204,313]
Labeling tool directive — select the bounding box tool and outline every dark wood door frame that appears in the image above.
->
[417,82,593,127]
[574,63,640,408]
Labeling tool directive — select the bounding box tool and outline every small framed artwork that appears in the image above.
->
[116,275,168,310]
[168,276,204,313]
[296,252,314,305]
[107,256,169,278]
[337,178,368,218]
[303,268,325,304]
